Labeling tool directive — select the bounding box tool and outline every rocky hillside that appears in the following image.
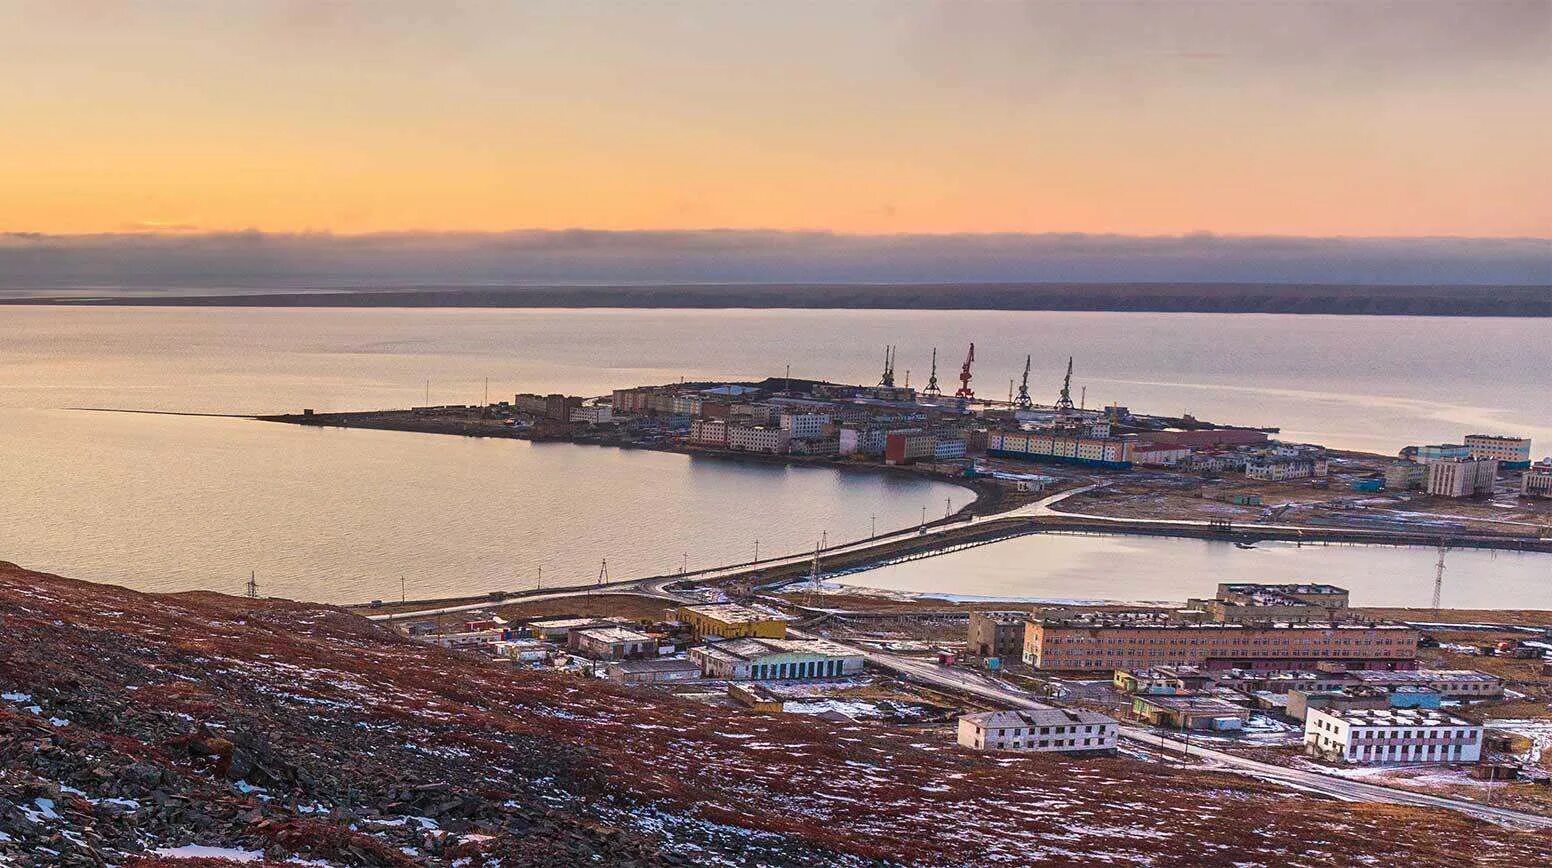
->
[1,562,1547,866]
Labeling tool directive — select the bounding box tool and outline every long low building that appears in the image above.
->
[957,709,1118,755]
[688,637,865,681]
[676,603,788,639]
[605,658,703,686]
[1305,707,1482,765]
[987,429,1134,469]
[1339,669,1504,701]
[1024,616,1418,671]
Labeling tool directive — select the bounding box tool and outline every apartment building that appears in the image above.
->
[1245,457,1326,482]
[838,424,892,457]
[956,709,1118,755]
[727,425,791,454]
[569,405,614,425]
[884,430,938,465]
[1425,457,1498,497]
[966,611,1027,659]
[1340,669,1505,701]
[1305,708,1482,765]
[688,417,730,447]
[1414,443,1470,463]
[1522,461,1552,498]
[778,412,831,439]
[1023,616,1418,671]
[987,429,1135,468]
[1464,434,1532,469]
[1384,462,1427,491]
[1185,582,1352,624]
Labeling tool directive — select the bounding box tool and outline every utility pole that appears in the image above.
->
[425,379,430,404]
[753,539,759,563]
[945,497,953,519]
[245,571,258,599]
[681,552,689,575]
[400,575,406,604]
[484,377,489,406]
[920,505,927,531]
[536,565,543,590]
[870,513,877,538]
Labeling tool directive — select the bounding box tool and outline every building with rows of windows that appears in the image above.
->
[1304,707,1482,765]
[957,709,1118,755]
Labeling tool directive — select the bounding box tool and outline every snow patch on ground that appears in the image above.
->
[151,845,264,862]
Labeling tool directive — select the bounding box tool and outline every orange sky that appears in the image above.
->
[2,1,1548,237]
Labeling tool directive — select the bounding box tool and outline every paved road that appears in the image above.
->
[1125,726,1552,830]
[369,485,1097,622]
[810,632,1552,830]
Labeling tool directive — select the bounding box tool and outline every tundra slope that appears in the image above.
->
[0,562,1546,866]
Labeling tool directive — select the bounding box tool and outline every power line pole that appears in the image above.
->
[245,571,258,599]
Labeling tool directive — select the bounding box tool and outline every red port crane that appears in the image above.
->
[954,342,975,400]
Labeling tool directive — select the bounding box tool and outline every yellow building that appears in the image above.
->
[676,603,787,639]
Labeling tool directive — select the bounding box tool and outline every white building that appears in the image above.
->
[1464,434,1531,468]
[956,709,1118,755]
[1304,707,1481,765]
[688,417,729,446]
[779,412,831,439]
[933,436,967,460]
[838,425,891,457]
[1523,461,1552,498]
[1129,441,1192,467]
[727,425,791,454]
[571,626,654,660]
[688,637,864,680]
[1245,458,1317,482]
[1425,457,1498,497]
[671,394,704,417]
[570,405,614,425]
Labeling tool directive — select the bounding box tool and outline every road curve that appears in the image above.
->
[803,631,1552,830]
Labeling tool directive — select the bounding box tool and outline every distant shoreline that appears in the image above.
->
[5,281,1552,317]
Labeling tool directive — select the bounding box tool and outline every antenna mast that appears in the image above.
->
[245,571,258,599]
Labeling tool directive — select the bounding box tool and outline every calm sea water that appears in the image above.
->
[2,306,1549,605]
[842,533,1552,610]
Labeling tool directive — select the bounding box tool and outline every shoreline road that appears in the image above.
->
[367,485,1098,622]
[805,631,1552,831]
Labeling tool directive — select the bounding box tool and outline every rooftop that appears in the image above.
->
[962,709,1116,729]
[699,637,859,662]
[1343,669,1502,685]
[525,617,605,630]
[1133,695,1248,713]
[1219,582,1347,596]
[680,602,789,624]
[575,626,653,643]
[1315,708,1474,727]
[607,658,701,674]
[1039,617,1410,632]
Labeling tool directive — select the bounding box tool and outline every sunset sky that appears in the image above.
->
[3,0,1549,240]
